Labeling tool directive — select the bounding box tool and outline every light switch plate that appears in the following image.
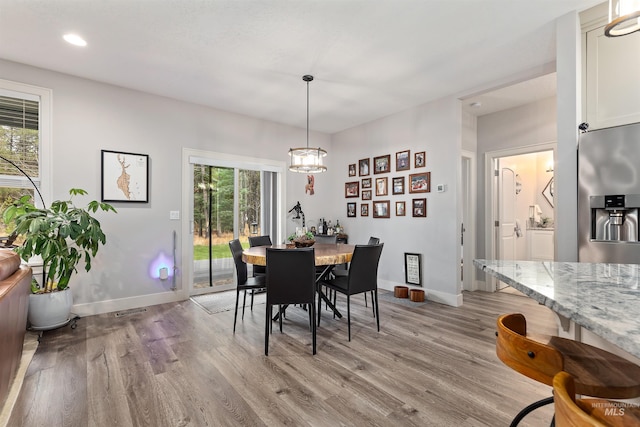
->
[170,211,180,220]
[436,184,446,193]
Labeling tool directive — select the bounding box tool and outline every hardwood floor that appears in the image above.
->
[8,290,558,426]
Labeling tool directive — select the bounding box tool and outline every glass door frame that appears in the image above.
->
[181,148,286,297]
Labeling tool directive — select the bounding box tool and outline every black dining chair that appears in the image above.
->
[248,235,271,277]
[314,234,337,244]
[334,236,380,313]
[320,243,384,341]
[229,239,266,333]
[265,247,317,355]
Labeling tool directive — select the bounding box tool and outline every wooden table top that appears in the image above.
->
[242,243,355,267]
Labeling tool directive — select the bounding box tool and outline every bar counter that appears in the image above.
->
[473,259,640,359]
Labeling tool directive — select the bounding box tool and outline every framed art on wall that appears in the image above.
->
[347,202,356,217]
[412,198,426,217]
[415,151,426,168]
[409,172,430,193]
[392,177,405,195]
[361,203,369,216]
[396,201,406,216]
[359,158,370,176]
[373,200,390,218]
[362,190,372,200]
[396,150,410,171]
[373,154,390,174]
[101,149,149,203]
[348,163,356,177]
[375,177,388,196]
[345,181,360,198]
[362,178,372,189]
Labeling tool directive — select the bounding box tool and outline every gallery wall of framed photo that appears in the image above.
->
[346,150,430,218]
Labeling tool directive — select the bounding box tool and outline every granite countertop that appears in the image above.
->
[473,259,640,359]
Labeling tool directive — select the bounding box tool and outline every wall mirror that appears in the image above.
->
[542,177,554,207]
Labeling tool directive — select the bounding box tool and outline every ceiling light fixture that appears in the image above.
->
[605,0,640,37]
[289,75,327,174]
[63,33,87,47]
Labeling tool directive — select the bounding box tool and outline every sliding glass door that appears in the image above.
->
[191,165,261,294]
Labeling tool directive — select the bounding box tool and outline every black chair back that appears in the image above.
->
[368,236,380,245]
[229,239,247,285]
[248,235,271,276]
[315,234,337,244]
[266,247,315,305]
[248,235,272,247]
[348,244,383,294]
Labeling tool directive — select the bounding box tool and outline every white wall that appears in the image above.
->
[2,57,464,312]
[476,96,558,260]
[332,97,463,306]
[1,58,333,314]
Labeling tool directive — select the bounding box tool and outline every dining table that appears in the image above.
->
[242,242,355,319]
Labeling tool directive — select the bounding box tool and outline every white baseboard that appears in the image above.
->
[378,279,462,307]
[72,289,188,317]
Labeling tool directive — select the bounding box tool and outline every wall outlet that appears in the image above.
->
[169,211,180,220]
[436,184,446,193]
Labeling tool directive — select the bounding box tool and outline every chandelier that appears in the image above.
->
[289,75,327,173]
[605,0,640,37]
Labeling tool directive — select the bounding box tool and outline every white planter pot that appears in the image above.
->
[28,288,73,330]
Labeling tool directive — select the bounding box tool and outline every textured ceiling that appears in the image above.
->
[0,0,602,133]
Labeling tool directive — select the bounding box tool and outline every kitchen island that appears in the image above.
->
[473,259,640,361]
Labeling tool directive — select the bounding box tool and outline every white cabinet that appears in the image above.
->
[527,229,554,261]
[585,26,640,130]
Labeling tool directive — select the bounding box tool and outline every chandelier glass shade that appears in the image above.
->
[288,146,327,173]
[605,0,640,37]
[289,75,327,173]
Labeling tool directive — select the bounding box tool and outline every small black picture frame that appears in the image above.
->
[404,252,422,286]
[347,202,357,217]
[101,149,149,203]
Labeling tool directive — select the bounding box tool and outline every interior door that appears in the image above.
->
[497,166,516,290]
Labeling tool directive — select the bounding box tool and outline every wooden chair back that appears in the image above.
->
[496,313,564,387]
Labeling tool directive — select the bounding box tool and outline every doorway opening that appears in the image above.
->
[485,144,556,291]
[181,149,285,298]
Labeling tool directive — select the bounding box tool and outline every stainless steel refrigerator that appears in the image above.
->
[578,122,640,263]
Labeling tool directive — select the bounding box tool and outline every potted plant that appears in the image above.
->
[287,231,315,247]
[2,188,117,330]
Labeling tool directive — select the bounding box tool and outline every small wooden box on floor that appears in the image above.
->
[394,286,408,298]
[410,289,425,302]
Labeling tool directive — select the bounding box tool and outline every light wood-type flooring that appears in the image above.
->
[8,289,558,426]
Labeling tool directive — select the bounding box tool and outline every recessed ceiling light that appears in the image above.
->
[63,33,87,47]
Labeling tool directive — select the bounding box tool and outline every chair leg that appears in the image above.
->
[347,295,351,341]
[371,291,375,317]
[265,304,270,356]
[364,292,368,307]
[333,292,337,319]
[242,290,248,319]
[374,290,380,332]
[279,305,283,333]
[233,288,241,333]
[317,294,322,327]
[509,396,554,427]
[250,289,255,311]
[311,297,317,355]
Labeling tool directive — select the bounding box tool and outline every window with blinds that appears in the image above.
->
[0,93,41,240]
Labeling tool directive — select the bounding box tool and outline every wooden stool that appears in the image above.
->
[496,313,640,426]
[394,286,409,298]
[409,289,425,302]
[554,371,640,427]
